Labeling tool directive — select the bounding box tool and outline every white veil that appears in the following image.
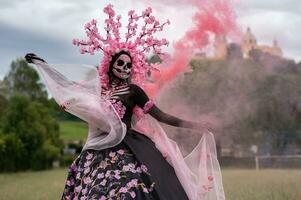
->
[33,60,127,150]
[134,115,225,200]
[33,60,225,200]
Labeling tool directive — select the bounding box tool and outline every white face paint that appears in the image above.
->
[112,54,132,80]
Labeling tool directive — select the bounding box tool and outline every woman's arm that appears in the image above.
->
[131,84,209,130]
[148,105,199,129]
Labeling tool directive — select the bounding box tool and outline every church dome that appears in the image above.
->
[243,27,257,45]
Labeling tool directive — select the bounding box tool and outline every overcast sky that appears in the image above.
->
[0,0,300,79]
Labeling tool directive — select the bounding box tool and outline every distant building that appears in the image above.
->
[241,27,283,58]
[214,35,228,59]
[194,27,283,60]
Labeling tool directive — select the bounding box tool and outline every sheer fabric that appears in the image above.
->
[133,116,225,200]
[33,60,127,150]
[32,60,225,200]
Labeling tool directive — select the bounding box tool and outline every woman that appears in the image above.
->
[25,51,203,199]
[25,4,224,200]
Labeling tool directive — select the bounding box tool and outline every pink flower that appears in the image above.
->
[109,189,116,196]
[142,7,152,17]
[141,164,148,172]
[91,19,97,25]
[80,47,86,54]
[84,160,91,167]
[117,149,125,155]
[100,179,107,186]
[119,187,127,193]
[128,10,135,16]
[132,14,139,20]
[123,165,130,171]
[105,170,112,178]
[136,166,142,173]
[97,173,104,179]
[103,4,115,17]
[208,175,214,181]
[66,180,74,186]
[73,4,170,89]
[84,22,91,29]
[72,38,79,45]
[82,187,88,195]
[70,163,77,172]
[83,167,90,174]
[83,177,92,184]
[110,100,126,118]
[75,185,82,193]
[109,151,116,157]
[114,174,121,180]
[143,100,155,113]
[133,106,143,119]
[127,179,138,188]
[130,191,136,198]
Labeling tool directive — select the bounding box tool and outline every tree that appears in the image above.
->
[0,95,62,171]
[47,98,81,121]
[2,58,47,101]
[249,73,301,151]
[0,94,8,130]
[226,43,243,59]
[160,58,301,152]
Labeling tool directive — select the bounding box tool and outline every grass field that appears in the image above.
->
[0,169,300,200]
[59,121,88,141]
[22,122,301,199]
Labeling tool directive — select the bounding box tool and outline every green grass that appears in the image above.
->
[0,169,67,200]
[59,121,88,141]
[0,169,300,200]
[222,169,301,200]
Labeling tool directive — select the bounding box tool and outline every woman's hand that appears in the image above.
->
[192,120,213,132]
[25,53,47,64]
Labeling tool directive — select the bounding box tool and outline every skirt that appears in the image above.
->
[62,129,189,200]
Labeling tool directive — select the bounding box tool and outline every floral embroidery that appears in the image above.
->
[110,99,126,118]
[201,175,214,193]
[63,147,156,200]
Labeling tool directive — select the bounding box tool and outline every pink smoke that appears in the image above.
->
[144,0,239,97]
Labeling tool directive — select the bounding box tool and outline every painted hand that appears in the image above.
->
[25,53,47,64]
[193,120,213,133]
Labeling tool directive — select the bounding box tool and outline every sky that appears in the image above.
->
[0,0,300,79]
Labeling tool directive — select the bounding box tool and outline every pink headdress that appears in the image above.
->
[72,4,170,87]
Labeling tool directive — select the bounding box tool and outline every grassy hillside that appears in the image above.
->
[59,121,88,141]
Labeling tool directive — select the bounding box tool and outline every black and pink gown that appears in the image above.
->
[31,60,224,200]
[62,84,189,200]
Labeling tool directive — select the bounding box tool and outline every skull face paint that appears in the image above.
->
[112,54,132,80]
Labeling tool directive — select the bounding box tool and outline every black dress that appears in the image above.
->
[62,84,189,200]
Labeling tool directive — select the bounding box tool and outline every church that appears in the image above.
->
[194,27,283,60]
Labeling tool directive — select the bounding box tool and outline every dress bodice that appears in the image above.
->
[101,84,153,129]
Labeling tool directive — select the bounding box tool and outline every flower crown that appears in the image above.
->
[72,4,170,87]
